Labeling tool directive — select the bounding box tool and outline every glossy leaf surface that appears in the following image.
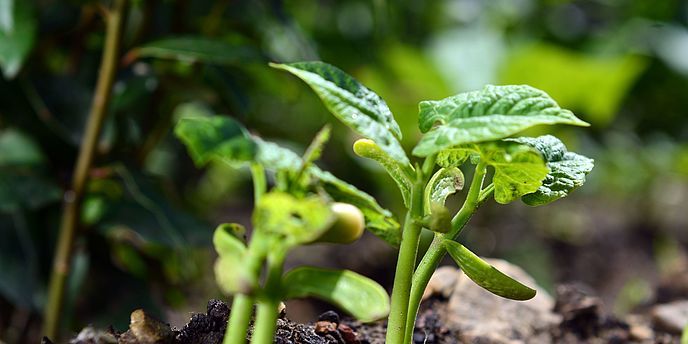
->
[413,85,589,157]
[271,62,409,165]
[509,135,594,206]
[282,267,390,322]
[0,0,36,78]
[444,240,536,301]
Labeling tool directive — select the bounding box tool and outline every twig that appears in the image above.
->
[42,0,129,339]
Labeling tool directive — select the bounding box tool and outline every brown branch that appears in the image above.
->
[42,0,129,339]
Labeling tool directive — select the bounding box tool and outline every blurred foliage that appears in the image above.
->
[1,0,688,342]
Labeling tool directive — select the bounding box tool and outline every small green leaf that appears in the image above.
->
[213,225,248,295]
[271,61,409,165]
[253,192,333,246]
[353,138,414,207]
[424,167,464,213]
[0,0,36,79]
[436,142,549,204]
[174,116,257,167]
[508,135,594,206]
[444,240,536,301]
[311,168,401,247]
[481,142,549,204]
[282,267,390,322]
[413,85,589,157]
[131,36,262,65]
[302,125,331,166]
[215,223,247,245]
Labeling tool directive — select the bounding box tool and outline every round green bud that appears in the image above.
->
[313,203,365,244]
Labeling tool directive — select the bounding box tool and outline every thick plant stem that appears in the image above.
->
[43,0,128,339]
[385,178,425,344]
[224,295,254,344]
[250,250,285,344]
[402,162,488,343]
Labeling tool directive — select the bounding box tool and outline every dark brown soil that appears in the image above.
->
[52,283,682,344]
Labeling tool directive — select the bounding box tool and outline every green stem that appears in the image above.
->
[43,0,128,339]
[250,249,286,344]
[402,162,488,343]
[223,295,254,344]
[250,163,266,204]
[386,177,425,344]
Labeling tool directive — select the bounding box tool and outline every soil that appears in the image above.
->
[50,282,683,344]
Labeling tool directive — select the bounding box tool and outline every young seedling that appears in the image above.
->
[175,115,394,344]
[271,61,594,344]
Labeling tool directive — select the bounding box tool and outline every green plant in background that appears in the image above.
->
[272,61,594,344]
[175,118,393,344]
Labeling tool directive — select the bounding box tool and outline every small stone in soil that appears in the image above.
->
[318,311,341,324]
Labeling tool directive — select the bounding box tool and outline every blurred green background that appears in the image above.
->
[1,0,688,342]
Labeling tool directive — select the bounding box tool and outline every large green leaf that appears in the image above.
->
[436,142,548,204]
[271,62,409,165]
[311,168,401,247]
[444,240,536,301]
[353,138,414,207]
[413,85,589,157]
[253,192,333,246]
[174,116,257,167]
[131,37,262,65]
[213,225,248,295]
[0,0,13,34]
[282,267,390,322]
[508,135,594,206]
[0,0,36,79]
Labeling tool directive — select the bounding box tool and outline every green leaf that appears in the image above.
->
[0,129,45,166]
[282,267,390,322]
[0,0,13,33]
[311,168,401,247]
[270,61,409,165]
[481,142,549,204]
[131,36,262,65]
[0,168,62,212]
[0,0,36,79]
[302,125,331,166]
[413,85,589,157]
[444,240,536,301]
[174,116,257,167]
[424,167,464,213]
[353,138,414,207]
[213,224,249,295]
[508,135,594,206]
[436,142,549,204]
[253,192,333,246]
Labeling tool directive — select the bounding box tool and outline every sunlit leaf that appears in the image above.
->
[282,267,390,322]
[174,116,257,167]
[0,0,36,78]
[444,240,536,301]
[436,141,548,204]
[131,36,262,65]
[508,135,594,206]
[271,61,409,165]
[353,138,414,207]
[253,192,333,246]
[413,85,589,157]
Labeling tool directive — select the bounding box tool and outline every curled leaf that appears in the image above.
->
[353,138,414,206]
